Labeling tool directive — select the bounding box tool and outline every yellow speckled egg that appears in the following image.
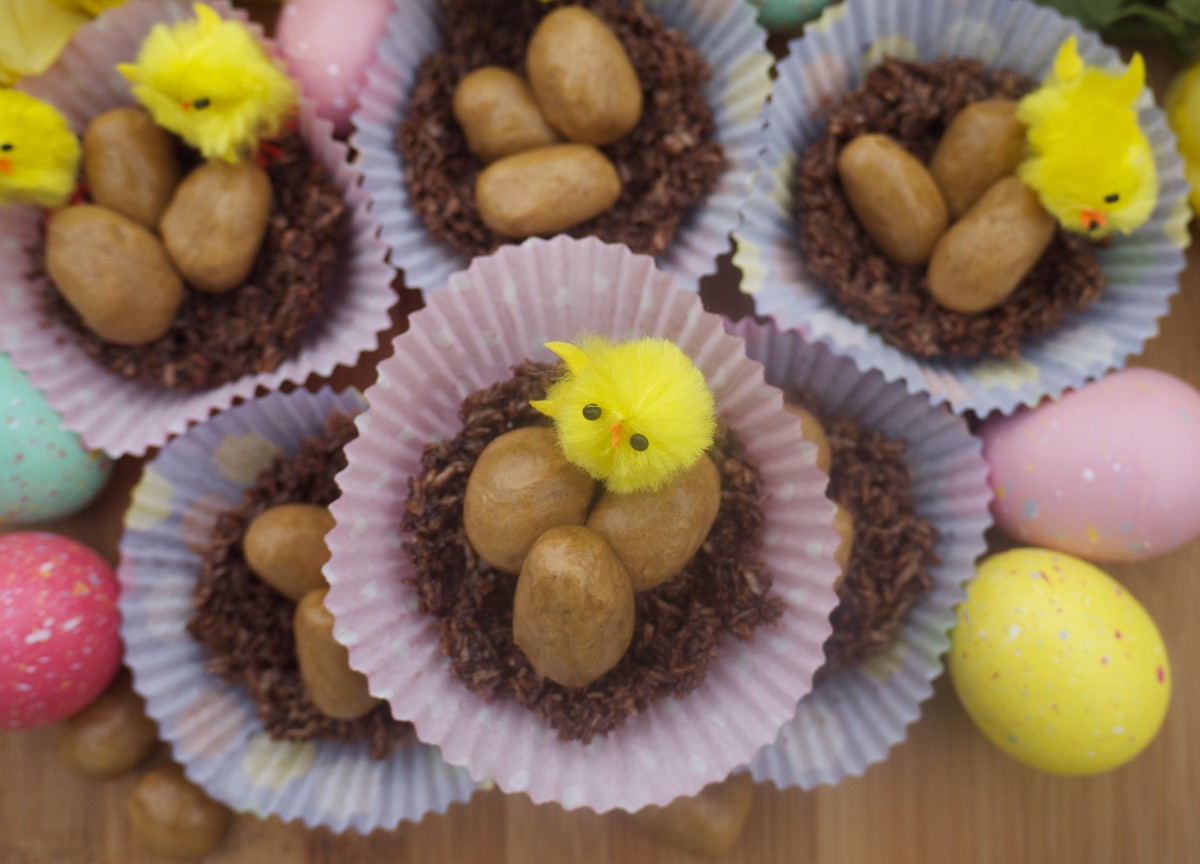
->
[949,548,1170,775]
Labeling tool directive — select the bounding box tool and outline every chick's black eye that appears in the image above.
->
[1104,193,1119,203]
[629,434,649,452]
[0,143,12,152]
[193,97,211,110]
[582,404,601,421]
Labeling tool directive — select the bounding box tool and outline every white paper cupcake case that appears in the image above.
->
[118,387,476,833]
[350,0,772,295]
[728,318,993,789]
[324,235,842,813]
[733,0,1190,418]
[0,0,396,457]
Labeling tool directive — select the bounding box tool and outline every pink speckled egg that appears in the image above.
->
[276,0,392,135]
[0,532,122,728]
[980,368,1200,562]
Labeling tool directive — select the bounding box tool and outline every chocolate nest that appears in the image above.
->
[811,409,940,678]
[39,130,344,390]
[190,413,413,760]
[402,363,783,744]
[398,0,724,258]
[795,57,1106,359]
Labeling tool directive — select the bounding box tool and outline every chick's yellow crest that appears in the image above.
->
[117,2,296,162]
[531,337,717,494]
[1017,35,1157,238]
[0,90,80,209]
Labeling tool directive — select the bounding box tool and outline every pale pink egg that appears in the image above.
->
[276,0,393,135]
[0,532,122,728]
[980,368,1200,562]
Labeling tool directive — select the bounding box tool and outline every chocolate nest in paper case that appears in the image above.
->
[402,363,784,744]
[805,405,940,681]
[39,130,344,391]
[795,57,1106,359]
[190,413,413,760]
[398,0,724,258]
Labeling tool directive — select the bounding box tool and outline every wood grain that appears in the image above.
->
[2,9,1198,863]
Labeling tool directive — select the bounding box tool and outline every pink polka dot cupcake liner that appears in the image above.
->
[732,0,1190,417]
[0,0,396,457]
[118,386,476,832]
[728,318,992,789]
[350,0,772,295]
[324,235,841,813]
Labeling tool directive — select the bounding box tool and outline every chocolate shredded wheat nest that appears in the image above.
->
[795,57,1106,359]
[190,413,412,760]
[39,130,344,390]
[807,406,940,679]
[403,363,783,744]
[398,0,724,258]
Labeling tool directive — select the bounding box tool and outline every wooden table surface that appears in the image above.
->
[3,6,1199,863]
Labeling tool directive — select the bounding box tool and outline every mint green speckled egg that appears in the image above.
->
[1,353,111,525]
[748,0,834,33]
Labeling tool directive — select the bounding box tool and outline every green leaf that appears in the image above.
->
[1033,0,1129,30]
[1168,0,1200,24]
[1107,3,1189,35]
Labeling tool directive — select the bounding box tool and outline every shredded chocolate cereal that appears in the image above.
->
[190,413,412,759]
[403,363,782,743]
[812,410,940,677]
[398,0,724,258]
[40,130,344,390]
[795,57,1106,359]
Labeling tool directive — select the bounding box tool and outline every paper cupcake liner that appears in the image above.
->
[118,386,476,833]
[727,318,992,789]
[350,0,772,295]
[324,235,842,812]
[732,0,1191,418]
[0,0,396,457]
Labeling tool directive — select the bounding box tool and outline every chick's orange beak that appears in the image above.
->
[1081,209,1107,231]
[180,101,191,112]
[610,422,622,450]
[0,159,11,176]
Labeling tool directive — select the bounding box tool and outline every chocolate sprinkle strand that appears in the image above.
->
[40,130,344,390]
[398,0,724,258]
[816,413,940,677]
[794,57,1106,359]
[190,414,413,759]
[402,363,783,744]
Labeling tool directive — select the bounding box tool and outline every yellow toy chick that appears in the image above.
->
[531,337,717,495]
[1017,36,1157,238]
[1165,61,1200,216]
[0,89,80,209]
[117,2,297,163]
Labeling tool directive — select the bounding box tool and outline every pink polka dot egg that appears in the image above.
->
[0,532,122,728]
[980,367,1200,562]
[276,0,393,135]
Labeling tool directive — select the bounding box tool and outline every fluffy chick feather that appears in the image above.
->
[1017,35,1157,238]
[0,89,80,209]
[117,2,296,162]
[531,337,717,494]
[1165,60,1200,215]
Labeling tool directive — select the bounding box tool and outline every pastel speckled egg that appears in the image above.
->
[949,548,1170,775]
[1,353,111,526]
[980,368,1200,562]
[276,0,392,135]
[0,532,122,728]
[748,0,834,33]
